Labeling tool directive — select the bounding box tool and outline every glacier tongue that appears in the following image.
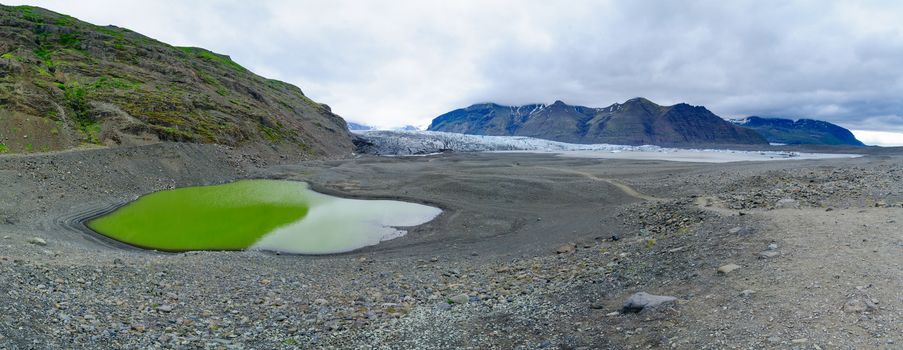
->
[352,130,859,163]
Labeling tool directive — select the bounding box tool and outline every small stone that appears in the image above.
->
[314,298,328,305]
[825,207,834,212]
[739,289,755,297]
[776,198,798,209]
[555,243,576,254]
[842,298,877,313]
[717,264,741,274]
[605,311,620,317]
[621,292,677,313]
[26,237,47,246]
[791,338,807,344]
[728,226,752,235]
[156,305,174,313]
[758,251,780,259]
[448,294,469,304]
[767,243,778,250]
[589,302,606,309]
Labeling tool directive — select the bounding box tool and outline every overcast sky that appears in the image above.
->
[10,0,903,145]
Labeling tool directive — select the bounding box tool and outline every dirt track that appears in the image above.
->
[0,143,901,349]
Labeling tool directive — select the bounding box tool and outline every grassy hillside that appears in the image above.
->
[0,5,352,156]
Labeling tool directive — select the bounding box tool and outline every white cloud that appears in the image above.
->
[7,0,903,132]
[851,130,903,147]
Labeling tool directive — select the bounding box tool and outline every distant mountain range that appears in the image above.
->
[347,122,375,131]
[347,123,421,132]
[428,98,767,146]
[729,117,864,146]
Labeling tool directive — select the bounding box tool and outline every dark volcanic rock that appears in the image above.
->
[427,98,767,146]
[730,116,864,146]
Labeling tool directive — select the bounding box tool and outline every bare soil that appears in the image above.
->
[0,143,900,349]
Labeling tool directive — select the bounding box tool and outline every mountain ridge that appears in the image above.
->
[730,116,864,146]
[428,98,768,146]
[0,5,352,157]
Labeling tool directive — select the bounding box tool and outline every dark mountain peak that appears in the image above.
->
[428,98,767,146]
[467,102,504,109]
[623,97,659,107]
[731,116,864,146]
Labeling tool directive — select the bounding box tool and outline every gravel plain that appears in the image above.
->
[0,143,901,349]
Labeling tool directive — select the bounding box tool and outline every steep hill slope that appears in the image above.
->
[0,5,352,156]
[730,116,864,146]
[428,98,766,146]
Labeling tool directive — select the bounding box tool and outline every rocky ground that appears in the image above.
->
[0,143,901,349]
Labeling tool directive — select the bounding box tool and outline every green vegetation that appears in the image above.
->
[0,143,8,153]
[0,5,346,156]
[177,47,246,72]
[90,75,142,91]
[58,32,80,47]
[87,180,311,251]
[259,125,285,142]
[15,6,42,23]
[60,82,100,143]
[33,47,51,61]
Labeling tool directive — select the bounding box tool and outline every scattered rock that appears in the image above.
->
[26,237,47,246]
[739,289,755,297]
[448,294,469,304]
[758,251,780,259]
[156,305,174,313]
[767,243,778,250]
[556,243,576,254]
[842,297,877,313]
[728,226,752,235]
[791,338,807,344]
[775,198,798,209]
[621,292,677,313]
[717,264,741,274]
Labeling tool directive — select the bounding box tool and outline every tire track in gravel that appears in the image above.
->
[532,165,664,202]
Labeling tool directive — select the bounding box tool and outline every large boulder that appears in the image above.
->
[621,292,677,313]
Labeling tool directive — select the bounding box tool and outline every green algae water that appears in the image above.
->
[87,180,441,254]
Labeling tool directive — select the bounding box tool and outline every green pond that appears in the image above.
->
[86,180,441,254]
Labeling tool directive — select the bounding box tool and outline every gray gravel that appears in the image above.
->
[0,143,901,349]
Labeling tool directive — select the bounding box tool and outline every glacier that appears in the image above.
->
[353,130,860,163]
